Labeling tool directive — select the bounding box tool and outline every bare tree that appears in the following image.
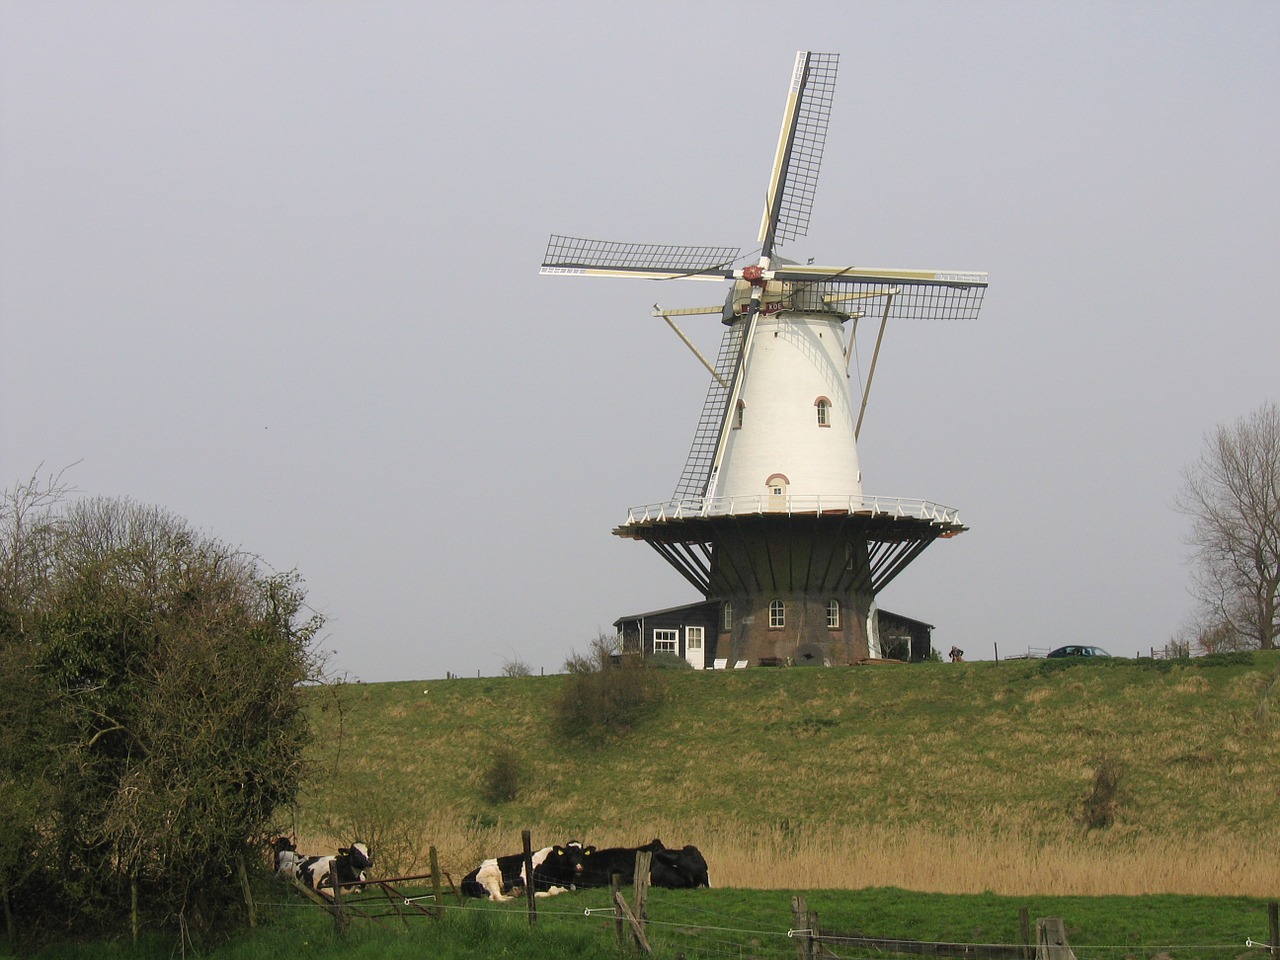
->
[1177,401,1280,651]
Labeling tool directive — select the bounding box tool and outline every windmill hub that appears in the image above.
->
[540,51,988,669]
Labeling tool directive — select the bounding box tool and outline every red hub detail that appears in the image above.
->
[742,264,765,285]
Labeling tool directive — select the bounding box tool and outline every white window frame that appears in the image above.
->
[769,599,785,629]
[723,601,733,631]
[653,629,678,654]
[827,599,840,629]
[815,397,831,427]
[686,626,704,650]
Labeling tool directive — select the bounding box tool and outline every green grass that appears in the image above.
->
[11,654,1280,957]
[301,653,1280,845]
[8,885,1274,960]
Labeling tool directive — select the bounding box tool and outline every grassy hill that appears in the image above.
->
[292,652,1280,897]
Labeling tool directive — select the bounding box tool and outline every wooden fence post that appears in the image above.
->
[633,850,651,932]
[613,889,652,954]
[521,829,536,927]
[1020,906,1031,959]
[429,846,443,919]
[791,895,812,960]
[1269,901,1278,954]
[236,851,256,929]
[331,863,346,938]
[1036,917,1076,960]
[611,873,624,949]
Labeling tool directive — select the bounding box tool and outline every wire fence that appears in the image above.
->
[264,866,1280,960]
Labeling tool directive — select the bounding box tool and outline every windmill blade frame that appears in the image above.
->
[541,234,741,281]
[758,51,839,258]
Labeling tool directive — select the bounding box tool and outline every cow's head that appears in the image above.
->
[564,840,594,878]
[339,842,373,871]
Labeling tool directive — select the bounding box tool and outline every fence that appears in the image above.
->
[277,834,1280,959]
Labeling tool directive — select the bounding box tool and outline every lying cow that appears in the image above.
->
[651,844,710,888]
[578,838,710,889]
[461,841,588,901]
[271,836,301,877]
[578,838,666,888]
[292,842,374,897]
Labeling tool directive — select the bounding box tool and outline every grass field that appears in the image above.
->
[16,885,1277,960]
[291,652,1280,898]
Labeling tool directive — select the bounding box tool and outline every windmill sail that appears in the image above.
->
[672,323,744,502]
[759,52,838,257]
[541,235,740,280]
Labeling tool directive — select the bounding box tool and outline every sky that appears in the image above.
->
[2,1,1277,681]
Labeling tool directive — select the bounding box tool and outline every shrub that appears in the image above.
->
[1080,756,1124,829]
[501,657,534,678]
[551,653,665,743]
[646,651,692,670]
[0,486,324,945]
[481,746,522,805]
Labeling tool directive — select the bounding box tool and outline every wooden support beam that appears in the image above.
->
[613,891,652,954]
[1036,917,1077,960]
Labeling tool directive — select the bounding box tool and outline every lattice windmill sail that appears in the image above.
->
[542,52,987,668]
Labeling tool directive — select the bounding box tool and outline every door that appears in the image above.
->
[685,626,705,669]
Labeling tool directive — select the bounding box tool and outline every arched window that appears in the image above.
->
[815,396,831,427]
[723,600,733,631]
[733,400,745,429]
[766,473,789,497]
[769,599,785,629]
[827,599,841,629]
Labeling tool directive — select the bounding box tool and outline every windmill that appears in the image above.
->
[541,52,987,667]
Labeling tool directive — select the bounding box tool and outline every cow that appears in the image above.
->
[651,844,710,889]
[297,842,374,897]
[271,836,301,878]
[460,841,589,901]
[577,838,667,888]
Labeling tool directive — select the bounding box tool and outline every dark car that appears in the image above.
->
[1046,645,1110,658]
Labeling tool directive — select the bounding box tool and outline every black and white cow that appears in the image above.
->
[460,841,589,901]
[271,836,301,878]
[296,842,374,896]
[650,844,710,889]
[578,838,666,888]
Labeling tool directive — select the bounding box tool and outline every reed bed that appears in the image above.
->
[294,816,1276,899]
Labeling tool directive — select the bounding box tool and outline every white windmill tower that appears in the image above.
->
[542,52,987,667]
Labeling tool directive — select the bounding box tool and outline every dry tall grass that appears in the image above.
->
[297,816,1276,898]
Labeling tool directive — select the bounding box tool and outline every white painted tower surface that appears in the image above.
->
[541,51,987,666]
[713,310,862,505]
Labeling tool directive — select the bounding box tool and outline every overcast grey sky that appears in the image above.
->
[3,1,1277,681]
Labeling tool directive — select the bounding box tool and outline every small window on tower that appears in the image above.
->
[769,599,785,629]
[733,400,745,429]
[723,601,733,631]
[815,397,831,427]
[827,599,841,629]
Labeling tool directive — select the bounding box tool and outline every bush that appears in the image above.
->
[501,657,534,678]
[646,651,692,670]
[481,746,522,805]
[551,653,665,743]
[0,485,324,946]
[1080,756,1124,829]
